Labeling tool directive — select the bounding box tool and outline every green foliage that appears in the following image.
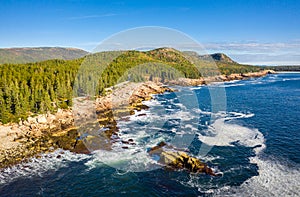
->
[0,59,82,123]
[182,50,261,76]
[0,48,263,123]
[0,47,88,64]
[261,65,300,71]
[217,62,261,75]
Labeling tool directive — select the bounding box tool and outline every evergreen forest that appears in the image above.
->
[0,48,262,123]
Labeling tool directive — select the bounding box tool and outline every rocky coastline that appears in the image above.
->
[0,81,171,168]
[0,70,275,169]
[168,70,276,86]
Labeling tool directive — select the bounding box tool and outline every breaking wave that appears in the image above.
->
[0,149,91,185]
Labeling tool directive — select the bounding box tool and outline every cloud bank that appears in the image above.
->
[202,41,300,65]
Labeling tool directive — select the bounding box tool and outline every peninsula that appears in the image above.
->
[0,47,275,169]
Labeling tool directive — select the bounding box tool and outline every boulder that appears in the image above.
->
[158,151,215,175]
[37,115,47,124]
[46,113,56,124]
[27,116,37,124]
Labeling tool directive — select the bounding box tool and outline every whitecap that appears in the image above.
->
[215,157,300,197]
[197,112,264,152]
[0,149,91,185]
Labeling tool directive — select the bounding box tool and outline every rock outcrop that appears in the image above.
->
[169,70,276,86]
[0,70,275,169]
[148,142,217,175]
[160,151,216,175]
[0,81,171,169]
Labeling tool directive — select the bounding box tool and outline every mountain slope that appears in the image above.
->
[0,47,88,64]
[183,51,237,64]
[0,47,262,123]
[182,51,260,76]
[200,53,236,64]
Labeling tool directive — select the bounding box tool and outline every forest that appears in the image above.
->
[261,65,300,71]
[0,48,262,123]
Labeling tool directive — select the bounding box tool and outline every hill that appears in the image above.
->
[261,65,300,71]
[183,50,260,76]
[183,51,237,64]
[0,47,263,123]
[0,47,88,64]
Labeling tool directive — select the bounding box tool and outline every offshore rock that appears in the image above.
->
[148,142,217,176]
[160,151,216,175]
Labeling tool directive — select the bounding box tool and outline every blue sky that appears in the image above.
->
[1,0,300,65]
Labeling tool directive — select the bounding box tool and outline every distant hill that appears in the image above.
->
[183,51,236,64]
[182,50,259,75]
[0,47,88,64]
[261,65,300,71]
[203,53,237,64]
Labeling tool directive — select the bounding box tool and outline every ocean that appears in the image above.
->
[0,73,299,196]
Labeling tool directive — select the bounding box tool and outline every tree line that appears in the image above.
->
[0,48,262,123]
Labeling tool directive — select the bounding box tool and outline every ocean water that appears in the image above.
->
[0,73,299,196]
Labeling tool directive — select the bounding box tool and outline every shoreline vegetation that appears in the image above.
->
[0,47,276,169]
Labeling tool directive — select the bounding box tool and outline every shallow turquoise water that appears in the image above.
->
[0,73,299,196]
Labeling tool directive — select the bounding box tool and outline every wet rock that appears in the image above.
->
[159,151,216,175]
[0,81,174,169]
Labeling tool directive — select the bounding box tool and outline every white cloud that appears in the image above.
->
[203,41,300,52]
[67,13,117,20]
[201,41,300,65]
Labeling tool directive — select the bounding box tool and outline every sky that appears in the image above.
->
[0,0,300,65]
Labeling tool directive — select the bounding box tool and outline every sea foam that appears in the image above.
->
[0,149,91,185]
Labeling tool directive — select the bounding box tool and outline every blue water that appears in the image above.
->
[1,73,299,196]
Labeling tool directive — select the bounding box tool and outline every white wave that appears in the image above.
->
[0,149,91,185]
[277,71,300,74]
[83,156,106,171]
[249,81,263,85]
[216,157,300,197]
[93,148,158,172]
[225,80,242,84]
[141,99,161,107]
[215,83,246,88]
[225,83,245,87]
[198,112,264,152]
[282,77,300,82]
[225,111,255,120]
[189,86,202,90]
[208,80,241,87]
[188,111,300,196]
[94,95,204,172]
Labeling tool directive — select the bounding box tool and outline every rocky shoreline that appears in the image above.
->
[0,70,275,169]
[0,81,171,168]
[169,70,276,86]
